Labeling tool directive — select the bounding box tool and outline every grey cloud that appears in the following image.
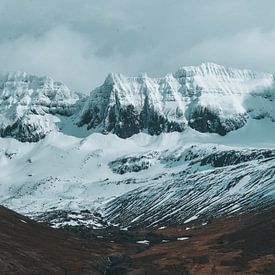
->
[179,29,275,73]
[0,0,275,91]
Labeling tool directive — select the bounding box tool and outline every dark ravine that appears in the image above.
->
[103,208,275,275]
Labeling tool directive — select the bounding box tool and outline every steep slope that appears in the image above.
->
[0,72,82,141]
[78,63,275,137]
[105,148,275,227]
[0,205,108,274]
[2,205,275,275]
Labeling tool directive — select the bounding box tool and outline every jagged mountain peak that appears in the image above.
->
[78,63,275,138]
[0,71,54,92]
[0,63,275,142]
[103,62,273,82]
[104,72,125,85]
[102,62,274,98]
[0,71,82,142]
[0,71,78,100]
[104,72,153,87]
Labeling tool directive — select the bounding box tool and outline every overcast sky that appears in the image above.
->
[0,0,275,92]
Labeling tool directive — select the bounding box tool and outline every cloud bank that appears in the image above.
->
[0,0,275,92]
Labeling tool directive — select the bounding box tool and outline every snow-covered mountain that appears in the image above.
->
[0,63,274,229]
[78,62,275,137]
[0,72,82,142]
[0,121,274,228]
[1,63,275,142]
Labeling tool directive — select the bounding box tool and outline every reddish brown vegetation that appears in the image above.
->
[106,209,275,274]
[0,206,110,274]
[0,205,275,274]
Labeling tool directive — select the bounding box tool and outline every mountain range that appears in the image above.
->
[0,62,274,230]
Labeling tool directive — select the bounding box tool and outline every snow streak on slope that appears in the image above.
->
[105,155,275,228]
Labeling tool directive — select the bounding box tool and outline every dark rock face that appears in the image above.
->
[78,99,186,139]
[199,149,275,167]
[109,152,160,174]
[0,119,46,142]
[80,95,249,138]
[106,104,141,138]
[188,107,248,135]
[104,104,186,138]
[140,96,186,136]
[78,105,102,130]
[161,146,275,170]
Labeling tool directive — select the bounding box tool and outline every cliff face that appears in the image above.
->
[77,72,188,138]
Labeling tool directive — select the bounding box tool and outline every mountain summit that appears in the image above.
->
[78,62,275,137]
[0,72,81,141]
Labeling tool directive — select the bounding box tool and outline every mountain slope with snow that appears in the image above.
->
[0,63,274,228]
[0,72,82,141]
[0,120,274,228]
[105,148,275,227]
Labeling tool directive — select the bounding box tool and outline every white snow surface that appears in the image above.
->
[177,237,189,241]
[136,240,150,245]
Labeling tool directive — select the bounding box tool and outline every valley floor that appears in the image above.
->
[1,205,275,275]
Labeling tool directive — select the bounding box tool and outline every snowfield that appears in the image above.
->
[0,118,274,228]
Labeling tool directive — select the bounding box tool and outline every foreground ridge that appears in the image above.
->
[1,205,275,274]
